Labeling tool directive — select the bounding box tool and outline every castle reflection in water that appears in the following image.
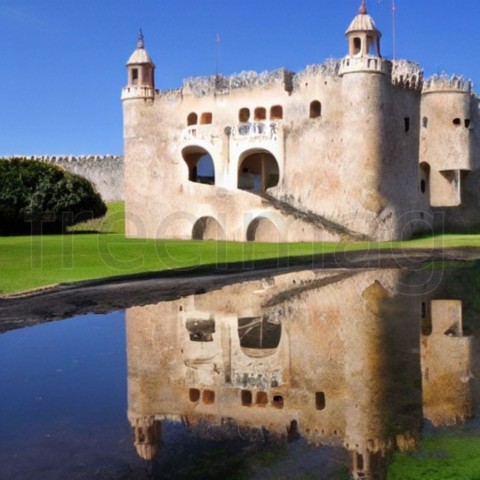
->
[125,266,478,479]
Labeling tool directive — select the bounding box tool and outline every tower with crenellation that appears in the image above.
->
[122,0,480,242]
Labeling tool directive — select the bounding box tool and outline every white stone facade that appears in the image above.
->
[122,3,480,242]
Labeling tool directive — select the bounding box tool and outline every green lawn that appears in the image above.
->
[1,202,480,295]
[388,434,480,480]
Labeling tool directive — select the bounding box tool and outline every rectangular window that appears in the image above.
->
[315,392,326,410]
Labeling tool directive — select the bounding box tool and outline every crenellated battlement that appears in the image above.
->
[391,59,423,91]
[0,154,122,163]
[121,2,480,242]
[292,59,340,88]
[176,60,342,98]
[423,74,473,94]
[338,56,391,76]
[121,85,157,100]
[179,68,295,98]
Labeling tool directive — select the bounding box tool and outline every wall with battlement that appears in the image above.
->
[122,3,480,242]
[423,74,473,94]
[0,155,124,201]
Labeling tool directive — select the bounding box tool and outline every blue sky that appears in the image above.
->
[1,0,479,156]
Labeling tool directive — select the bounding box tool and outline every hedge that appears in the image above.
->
[0,158,107,235]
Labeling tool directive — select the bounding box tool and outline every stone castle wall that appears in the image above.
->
[0,155,124,201]
[121,3,480,242]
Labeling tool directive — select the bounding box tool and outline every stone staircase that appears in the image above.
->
[260,192,370,241]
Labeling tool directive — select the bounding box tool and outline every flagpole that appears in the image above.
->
[392,0,396,59]
[215,34,220,76]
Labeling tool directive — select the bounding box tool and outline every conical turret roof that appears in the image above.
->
[126,30,155,66]
[345,0,381,36]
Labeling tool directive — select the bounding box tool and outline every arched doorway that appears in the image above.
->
[238,150,279,194]
[238,315,281,358]
[182,146,215,185]
[192,216,225,240]
[246,216,279,242]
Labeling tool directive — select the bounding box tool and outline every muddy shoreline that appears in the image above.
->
[1,247,479,332]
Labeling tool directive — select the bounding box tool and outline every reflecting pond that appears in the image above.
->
[2,264,480,479]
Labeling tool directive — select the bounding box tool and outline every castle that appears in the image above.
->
[122,0,480,242]
[125,267,476,478]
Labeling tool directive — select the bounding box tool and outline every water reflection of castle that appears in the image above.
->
[125,267,477,479]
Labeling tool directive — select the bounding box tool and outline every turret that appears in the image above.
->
[347,0,381,58]
[132,416,162,461]
[337,1,395,238]
[419,76,474,206]
[122,30,156,101]
[421,300,474,426]
[339,0,390,76]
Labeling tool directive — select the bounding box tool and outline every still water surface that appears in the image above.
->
[1,266,480,479]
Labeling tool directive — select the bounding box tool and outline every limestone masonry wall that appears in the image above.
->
[0,155,124,201]
[121,2,480,242]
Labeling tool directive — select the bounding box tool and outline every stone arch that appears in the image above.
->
[182,146,215,185]
[192,216,225,240]
[238,149,279,194]
[238,315,281,358]
[246,216,279,242]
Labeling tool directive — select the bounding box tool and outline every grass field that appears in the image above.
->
[388,434,480,480]
[1,202,480,295]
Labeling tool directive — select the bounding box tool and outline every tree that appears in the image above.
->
[0,158,107,235]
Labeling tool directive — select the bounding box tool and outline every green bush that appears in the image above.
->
[0,158,107,235]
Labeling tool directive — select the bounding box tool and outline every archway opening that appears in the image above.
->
[192,216,225,240]
[238,150,279,194]
[182,146,215,185]
[352,37,362,56]
[238,315,281,358]
[246,216,279,242]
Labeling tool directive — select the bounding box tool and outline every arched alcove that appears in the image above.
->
[238,150,279,194]
[254,107,266,121]
[246,216,279,242]
[187,112,198,126]
[239,108,250,123]
[419,162,430,196]
[310,100,321,118]
[182,146,215,185]
[192,216,225,240]
[238,315,281,358]
[270,105,283,120]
